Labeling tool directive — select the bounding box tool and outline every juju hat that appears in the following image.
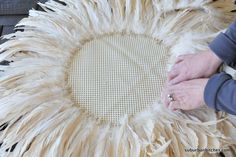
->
[0,0,236,156]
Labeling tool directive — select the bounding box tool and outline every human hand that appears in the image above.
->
[162,78,208,111]
[168,50,221,85]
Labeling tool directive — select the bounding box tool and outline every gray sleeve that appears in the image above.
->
[204,72,236,115]
[209,20,236,68]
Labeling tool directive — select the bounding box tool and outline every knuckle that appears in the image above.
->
[169,71,176,78]
[183,65,190,76]
[178,55,185,58]
[179,54,188,59]
[168,71,173,76]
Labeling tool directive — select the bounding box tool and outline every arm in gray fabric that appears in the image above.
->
[204,20,236,114]
[209,20,236,67]
[204,72,236,115]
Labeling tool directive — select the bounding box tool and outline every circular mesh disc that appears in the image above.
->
[68,34,168,124]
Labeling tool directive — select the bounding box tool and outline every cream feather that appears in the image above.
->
[0,0,235,157]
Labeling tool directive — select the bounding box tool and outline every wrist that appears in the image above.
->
[207,50,222,71]
[201,78,209,105]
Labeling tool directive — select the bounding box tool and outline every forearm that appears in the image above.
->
[209,20,236,68]
[204,72,236,115]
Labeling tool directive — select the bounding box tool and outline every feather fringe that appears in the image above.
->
[0,0,235,156]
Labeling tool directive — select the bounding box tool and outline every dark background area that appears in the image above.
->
[0,0,47,44]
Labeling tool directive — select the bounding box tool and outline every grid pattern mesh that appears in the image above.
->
[68,35,169,124]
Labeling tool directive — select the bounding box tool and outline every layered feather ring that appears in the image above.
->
[0,0,236,156]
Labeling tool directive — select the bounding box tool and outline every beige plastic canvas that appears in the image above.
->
[68,35,168,124]
[0,0,236,157]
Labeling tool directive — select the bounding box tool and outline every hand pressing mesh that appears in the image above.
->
[162,50,222,111]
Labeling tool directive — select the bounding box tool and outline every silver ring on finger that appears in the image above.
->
[167,94,175,102]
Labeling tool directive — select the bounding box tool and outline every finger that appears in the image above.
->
[174,54,189,64]
[169,74,185,85]
[168,101,181,111]
[167,82,184,93]
[161,90,171,108]
[174,56,184,64]
[161,84,175,108]
[167,67,179,81]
